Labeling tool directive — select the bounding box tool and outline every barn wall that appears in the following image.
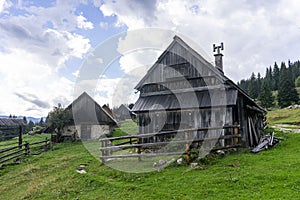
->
[138,107,233,138]
[63,124,113,140]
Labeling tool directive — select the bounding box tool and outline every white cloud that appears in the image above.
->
[77,13,94,30]
[99,21,108,29]
[0,0,11,13]
[0,1,91,117]
[72,70,80,78]
[0,49,74,117]
[99,0,300,82]
[95,76,139,107]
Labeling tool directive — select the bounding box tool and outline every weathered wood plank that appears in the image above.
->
[100,134,242,151]
[99,125,240,142]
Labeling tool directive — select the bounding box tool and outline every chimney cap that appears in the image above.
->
[213,42,224,72]
[213,42,224,54]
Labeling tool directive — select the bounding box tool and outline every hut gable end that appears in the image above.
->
[135,36,225,95]
[67,92,117,125]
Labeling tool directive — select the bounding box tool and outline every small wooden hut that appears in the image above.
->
[114,104,136,121]
[132,36,266,147]
[0,118,26,141]
[63,92,117,141]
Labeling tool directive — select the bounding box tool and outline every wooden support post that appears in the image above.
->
[18,125,22,149]
[185,132,190,164]
[137,138,141,161]
[100,140,105,163]
[104,141,108,157]
[45,138,49,150]
[25,141,30,155]
[234,122,239,144]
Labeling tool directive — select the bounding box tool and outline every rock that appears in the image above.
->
[76,164,87,174]
[158,159,167,166]
[177,158,183,165]
[190,162,198,168]
[216,150,225,155]
[76,169,87,174]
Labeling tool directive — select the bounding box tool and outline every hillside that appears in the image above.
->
[267,108,300,125]
[0,113,300,199]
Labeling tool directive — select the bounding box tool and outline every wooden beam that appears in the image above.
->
[141,84,230,97]
[99,125,240,142]
[100,134,242,151]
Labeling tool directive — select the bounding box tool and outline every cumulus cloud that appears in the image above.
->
[100,0,158,28]
[99,0,300,82]
[0,47,74,117]
[77,13,94,30]
[0,0,11,13]
[0,1,90,117]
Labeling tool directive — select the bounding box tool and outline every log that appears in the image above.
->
[99,125,240,142]
[0,148,25,160]
[100,134,241,151]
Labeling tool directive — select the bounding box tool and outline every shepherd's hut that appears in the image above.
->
[132,36,266,147]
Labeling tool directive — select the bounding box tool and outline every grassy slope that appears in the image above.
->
[267,108,300,125]
[1,115,300,199]
[0,131,300,199]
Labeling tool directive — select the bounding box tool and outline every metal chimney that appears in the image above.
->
[213,42,224,73]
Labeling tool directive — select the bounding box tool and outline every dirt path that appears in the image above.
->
[271,124,300,133]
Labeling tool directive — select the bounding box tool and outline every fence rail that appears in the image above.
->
[0,138,51,165]
[100,125,240,163]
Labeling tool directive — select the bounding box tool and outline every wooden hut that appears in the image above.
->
[102,104,116,120]
[132,36,266,147]
[114,104,136,121]
[63,92,117,141]
[0,118,26,141]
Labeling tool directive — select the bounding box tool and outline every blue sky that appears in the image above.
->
[0,0,300,117]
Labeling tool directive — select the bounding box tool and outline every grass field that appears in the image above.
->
[0,118,300,199]
[267,108,300,125]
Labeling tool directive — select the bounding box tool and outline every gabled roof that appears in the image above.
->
[134,35,266,113]
[0,118,26,127]
[102,104,116,119]
[135,35,226,90]
[67,92,117,125]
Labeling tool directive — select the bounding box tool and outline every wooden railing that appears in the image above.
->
[0,138,51,165]
[99,125,240,163]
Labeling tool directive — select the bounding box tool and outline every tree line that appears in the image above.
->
[237,60,300,109]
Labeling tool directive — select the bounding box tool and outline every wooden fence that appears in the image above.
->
[100,125,241,163]
[0,138,51,165]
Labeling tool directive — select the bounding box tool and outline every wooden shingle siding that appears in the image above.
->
[133,36,266,147]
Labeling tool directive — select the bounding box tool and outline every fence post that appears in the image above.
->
[25,141,30,155]
[100,140,105,163]
[45,137,49,150]
[234,122,239,144]
[18,125,22,149]
[185,132,190,164]
[137,138,141,161]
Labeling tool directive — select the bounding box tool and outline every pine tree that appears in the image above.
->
[273,62,280,90]
[39,118,45,127]
[248,73,259,99]
[257,72,262,93]
[258,79,274,109]
[278,62,300,108]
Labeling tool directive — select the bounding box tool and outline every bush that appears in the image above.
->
[295,76,300,87]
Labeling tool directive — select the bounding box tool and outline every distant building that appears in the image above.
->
[62,92,118,141]
[132,36,266,147]
[102,104,116,119]
[114,104,136,121]
[0,118,26,141]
